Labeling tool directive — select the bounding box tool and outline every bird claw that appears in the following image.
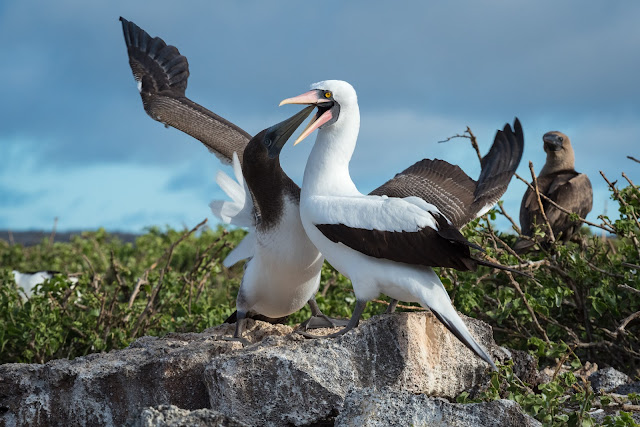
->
[299,314,349,330]
[296,327,351,339]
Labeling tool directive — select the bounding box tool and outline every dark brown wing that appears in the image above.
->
[370,159,476,228]
[470,119,524,217]
[545,173,593,240]
[316,215,478,271]
[518,174,558,238]
[120,17,251,165]
[371,119,524,229]
[518,171,592,240]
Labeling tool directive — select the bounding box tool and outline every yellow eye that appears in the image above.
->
[324,92,332,99]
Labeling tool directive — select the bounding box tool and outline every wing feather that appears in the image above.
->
[120,17,251,165]
[371,119,523,229]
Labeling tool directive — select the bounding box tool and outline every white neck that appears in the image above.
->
[301,103,361,198]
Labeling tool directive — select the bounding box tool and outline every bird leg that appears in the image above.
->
[299,298,350,330]
[220,310,251,346]
[298,300,367,339]
[385,299,399,314]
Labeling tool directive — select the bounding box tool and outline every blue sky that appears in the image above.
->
[1,1,639,233]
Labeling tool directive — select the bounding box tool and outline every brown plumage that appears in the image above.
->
[514,131,593,253]
[322,119,527,277]
[119,17,251,165]
[371,120,524,229]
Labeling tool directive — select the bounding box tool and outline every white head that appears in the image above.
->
[279,80,359,144]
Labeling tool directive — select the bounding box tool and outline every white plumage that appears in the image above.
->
[282,80,499,370]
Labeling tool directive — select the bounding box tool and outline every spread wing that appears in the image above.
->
[370,159,476,229]
[371,119,523,229]
[120,17,251,165]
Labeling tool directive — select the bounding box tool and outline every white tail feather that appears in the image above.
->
[209,152,254,228]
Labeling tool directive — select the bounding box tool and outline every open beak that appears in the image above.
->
[265,105,315,159]
[280,90,334,145]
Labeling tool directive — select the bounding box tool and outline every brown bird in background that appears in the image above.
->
[514,131,593,253]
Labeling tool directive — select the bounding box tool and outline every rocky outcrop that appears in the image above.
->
[0,322,288,426]
[134,405,247,427]
[1,312,522,427]
[204,312,503,426]
[335,388,541,426]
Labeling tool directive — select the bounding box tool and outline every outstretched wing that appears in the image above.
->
[370,159,476,229]
[120,17,251,165]
[371,119,523,229]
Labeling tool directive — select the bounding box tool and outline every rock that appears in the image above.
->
[613,381,640,396]
[589,367,632,392]
[0,321,290,427]
[1,312,505,427]
[204,312,501,426]
[134,405,247,427]
[334,387,541,427]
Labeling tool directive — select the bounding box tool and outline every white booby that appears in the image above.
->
[279,80,525,370]
[120,18,344,341]
[514,131,593,253]
[12,270,79,299]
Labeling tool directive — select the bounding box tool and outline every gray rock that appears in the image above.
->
[613,381,640,396]
[0,322,289,427]
[589,367,632,392]
[134,405,248,427]
[335,387,541,427]
[205,312,501,426]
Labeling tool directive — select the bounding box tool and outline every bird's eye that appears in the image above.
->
[264,138,272,147]
[324,91,332,99]
[558,136,564,142]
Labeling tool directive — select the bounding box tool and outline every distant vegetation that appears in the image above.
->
[1,174,639,425]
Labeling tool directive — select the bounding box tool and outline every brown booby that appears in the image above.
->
[120,18,345,341]
[514,131,593,253]
[278,80,525,370]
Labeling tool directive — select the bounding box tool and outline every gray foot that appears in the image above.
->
[297,300,368,339]
[299,314,350,330]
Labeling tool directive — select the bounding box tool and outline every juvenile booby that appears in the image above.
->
[279,80,525,370]
[120,18,343,340]
[514,131,593,253]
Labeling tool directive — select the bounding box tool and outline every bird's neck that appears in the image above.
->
[302,106,361,198]
[540,147,575,175]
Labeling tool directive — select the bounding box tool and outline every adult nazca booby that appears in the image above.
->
[120,18,345,340]
[514,131,592,253]
[278,80,526,370]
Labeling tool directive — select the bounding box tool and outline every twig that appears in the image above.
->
[438,126,483,163]
[627,155,640,164]
[529,162,556,243]
[48,217,58,251]
[505,270,550,343]
[622,172,638,189]
[610,311,640,338]
[515,173,615,233]
[131,218,208,338]
[497,201,521,234]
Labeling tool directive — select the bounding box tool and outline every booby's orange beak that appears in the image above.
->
[280,90,334,145]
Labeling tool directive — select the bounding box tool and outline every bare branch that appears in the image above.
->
[515,173,615,233]
[529,162,556,243]
[627,155,640,164]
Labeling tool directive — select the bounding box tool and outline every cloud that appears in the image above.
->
[2,0,639,231]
